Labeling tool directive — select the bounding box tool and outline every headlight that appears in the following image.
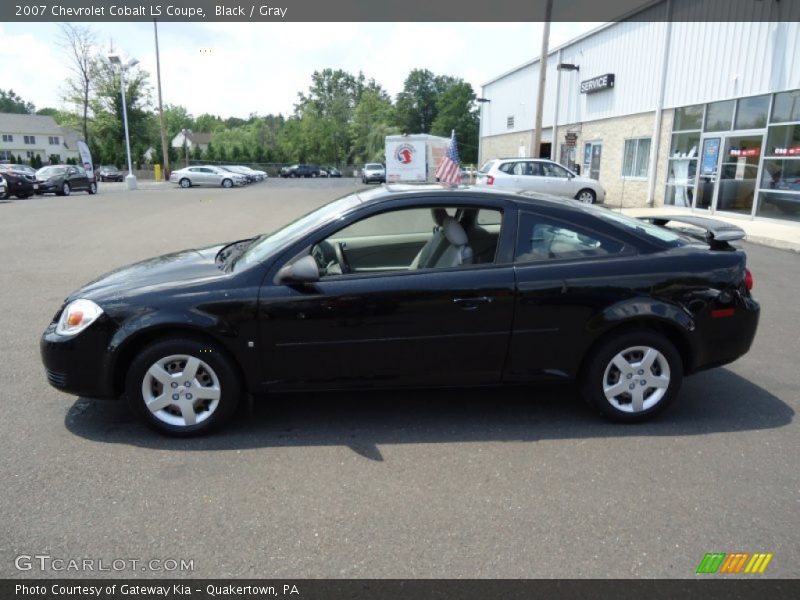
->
[55,299,104,336]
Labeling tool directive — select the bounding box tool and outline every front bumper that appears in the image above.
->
[40,318,118,399]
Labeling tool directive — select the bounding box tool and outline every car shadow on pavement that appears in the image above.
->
[65,368,793,460]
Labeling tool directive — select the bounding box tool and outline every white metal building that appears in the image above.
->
[479,0,800,224]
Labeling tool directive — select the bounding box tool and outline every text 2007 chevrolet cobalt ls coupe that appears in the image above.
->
[41,186,759,436]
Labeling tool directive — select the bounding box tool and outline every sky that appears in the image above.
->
[0,21,602,119]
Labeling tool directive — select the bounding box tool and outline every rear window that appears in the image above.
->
[479,160,497,174]
[588,207,686,247]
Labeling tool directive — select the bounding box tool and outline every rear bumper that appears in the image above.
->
[690,295,760,373]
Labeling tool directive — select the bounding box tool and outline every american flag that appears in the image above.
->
[435,130,462,185]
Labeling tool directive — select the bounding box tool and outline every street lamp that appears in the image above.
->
[476,97,491,167]
[108,53,138,190]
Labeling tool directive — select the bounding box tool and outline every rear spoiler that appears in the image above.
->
[638,215,746,249]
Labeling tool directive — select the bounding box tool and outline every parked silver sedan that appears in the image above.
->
[169,166,248,188]
[476,158,606,204]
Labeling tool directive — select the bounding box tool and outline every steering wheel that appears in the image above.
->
[334,241,352,274]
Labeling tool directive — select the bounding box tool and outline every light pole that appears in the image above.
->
[108,53,138,190]
[476,97,490,167]
[154,20,170,180]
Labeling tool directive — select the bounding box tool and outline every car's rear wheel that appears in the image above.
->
[126,338,241,436]
[576,189,596,204]
[311,172,317,178]
[222,178,233,188]
[179,178,191,188]
[581,330,682,422]
[88,182,97,195]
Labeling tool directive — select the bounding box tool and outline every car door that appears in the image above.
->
[74,166,89,190]
[257,201,517,389]
[505,209,638,383]
[538,161,573,197]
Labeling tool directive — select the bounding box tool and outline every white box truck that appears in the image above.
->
[385,134,451,183]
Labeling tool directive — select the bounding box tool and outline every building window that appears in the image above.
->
[704,100,735,132]
[1,134,12,142]
[26,150,36,158]
[735,95,770,130]
[0,150,12,161]
[758,90,800,222]
[48,136,60,145]
[24,135,36,145]
[770,90,800,124]
[622,138,651,178]
[674,105,704,131]
[507,116,514,129]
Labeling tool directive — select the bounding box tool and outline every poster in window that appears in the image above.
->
[701,138,720,176]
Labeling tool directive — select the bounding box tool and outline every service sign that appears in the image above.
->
[386,141,426,182]
[580,73,615,94]
[77,140,94,180]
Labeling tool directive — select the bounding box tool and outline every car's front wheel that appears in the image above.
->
[576,188,596,204]
[581,330,682,422]
[126,338,241,436]
[60,183,71,196]
[221,178,233,188]
[88,182,97,195]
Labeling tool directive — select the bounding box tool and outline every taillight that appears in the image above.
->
[486,175,494,185]
[744,268,753,291]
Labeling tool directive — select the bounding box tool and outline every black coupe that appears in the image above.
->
[41,186,759,436]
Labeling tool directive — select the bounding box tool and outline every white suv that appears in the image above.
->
[476,158,605,204]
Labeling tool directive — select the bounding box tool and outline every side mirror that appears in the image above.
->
[277,254,320,284]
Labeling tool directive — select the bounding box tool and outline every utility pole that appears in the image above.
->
[154,20,170,180]
[532,0,553,158]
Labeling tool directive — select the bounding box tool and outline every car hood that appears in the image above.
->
[67,244,227,304]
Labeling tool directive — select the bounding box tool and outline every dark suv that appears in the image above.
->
[279,164,321,178]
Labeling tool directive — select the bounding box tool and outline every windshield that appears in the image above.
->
[235,193,363,270]
[365,164,383,170]
[37,167,66,177]
[588,206,686,246]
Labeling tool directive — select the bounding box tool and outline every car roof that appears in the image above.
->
[352,183,592,213]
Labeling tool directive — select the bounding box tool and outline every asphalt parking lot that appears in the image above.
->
[0,179,797,579]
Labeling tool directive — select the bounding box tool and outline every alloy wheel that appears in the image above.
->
[141,354,222,427]
[602,345,670,413]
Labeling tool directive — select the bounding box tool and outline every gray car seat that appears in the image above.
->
[431,217,473,267]
[410,208,450,269]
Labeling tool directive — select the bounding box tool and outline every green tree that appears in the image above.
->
[191,143,203,161]
[395,69,438,134]
[430,81,480,163]
[0,89,35,113]
[350,87,396,163]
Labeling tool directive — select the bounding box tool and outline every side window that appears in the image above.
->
[498,162,516,174]
[516,212,625,262]
[512,162,532,176]
[312,206,502,277]
[541,162,569,178]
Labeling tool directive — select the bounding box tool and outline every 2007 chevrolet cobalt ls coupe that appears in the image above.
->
[41,185,759,436]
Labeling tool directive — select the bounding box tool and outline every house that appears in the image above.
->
[170,130,212,153]
[0,113,81,164]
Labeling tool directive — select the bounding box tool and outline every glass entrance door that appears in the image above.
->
[695,136,721,210]
[715,133,763,215]
[582,141,602,180]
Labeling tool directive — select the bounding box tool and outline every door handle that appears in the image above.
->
[453,296,493,310]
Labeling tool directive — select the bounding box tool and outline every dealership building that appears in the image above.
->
[478,0,800,223]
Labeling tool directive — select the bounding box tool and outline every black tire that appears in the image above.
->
[222,178,233,188]
[61,183,71,196]
[88,182,97,195]
[580,330,683,423]
[311,172,318,178]
[179,178,191,188]
[575,188,596,204]
[0,191,9,200]
[289,173,296,178]
[126,337,242,437]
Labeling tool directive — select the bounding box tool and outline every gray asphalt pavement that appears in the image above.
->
[0,180,797,578]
